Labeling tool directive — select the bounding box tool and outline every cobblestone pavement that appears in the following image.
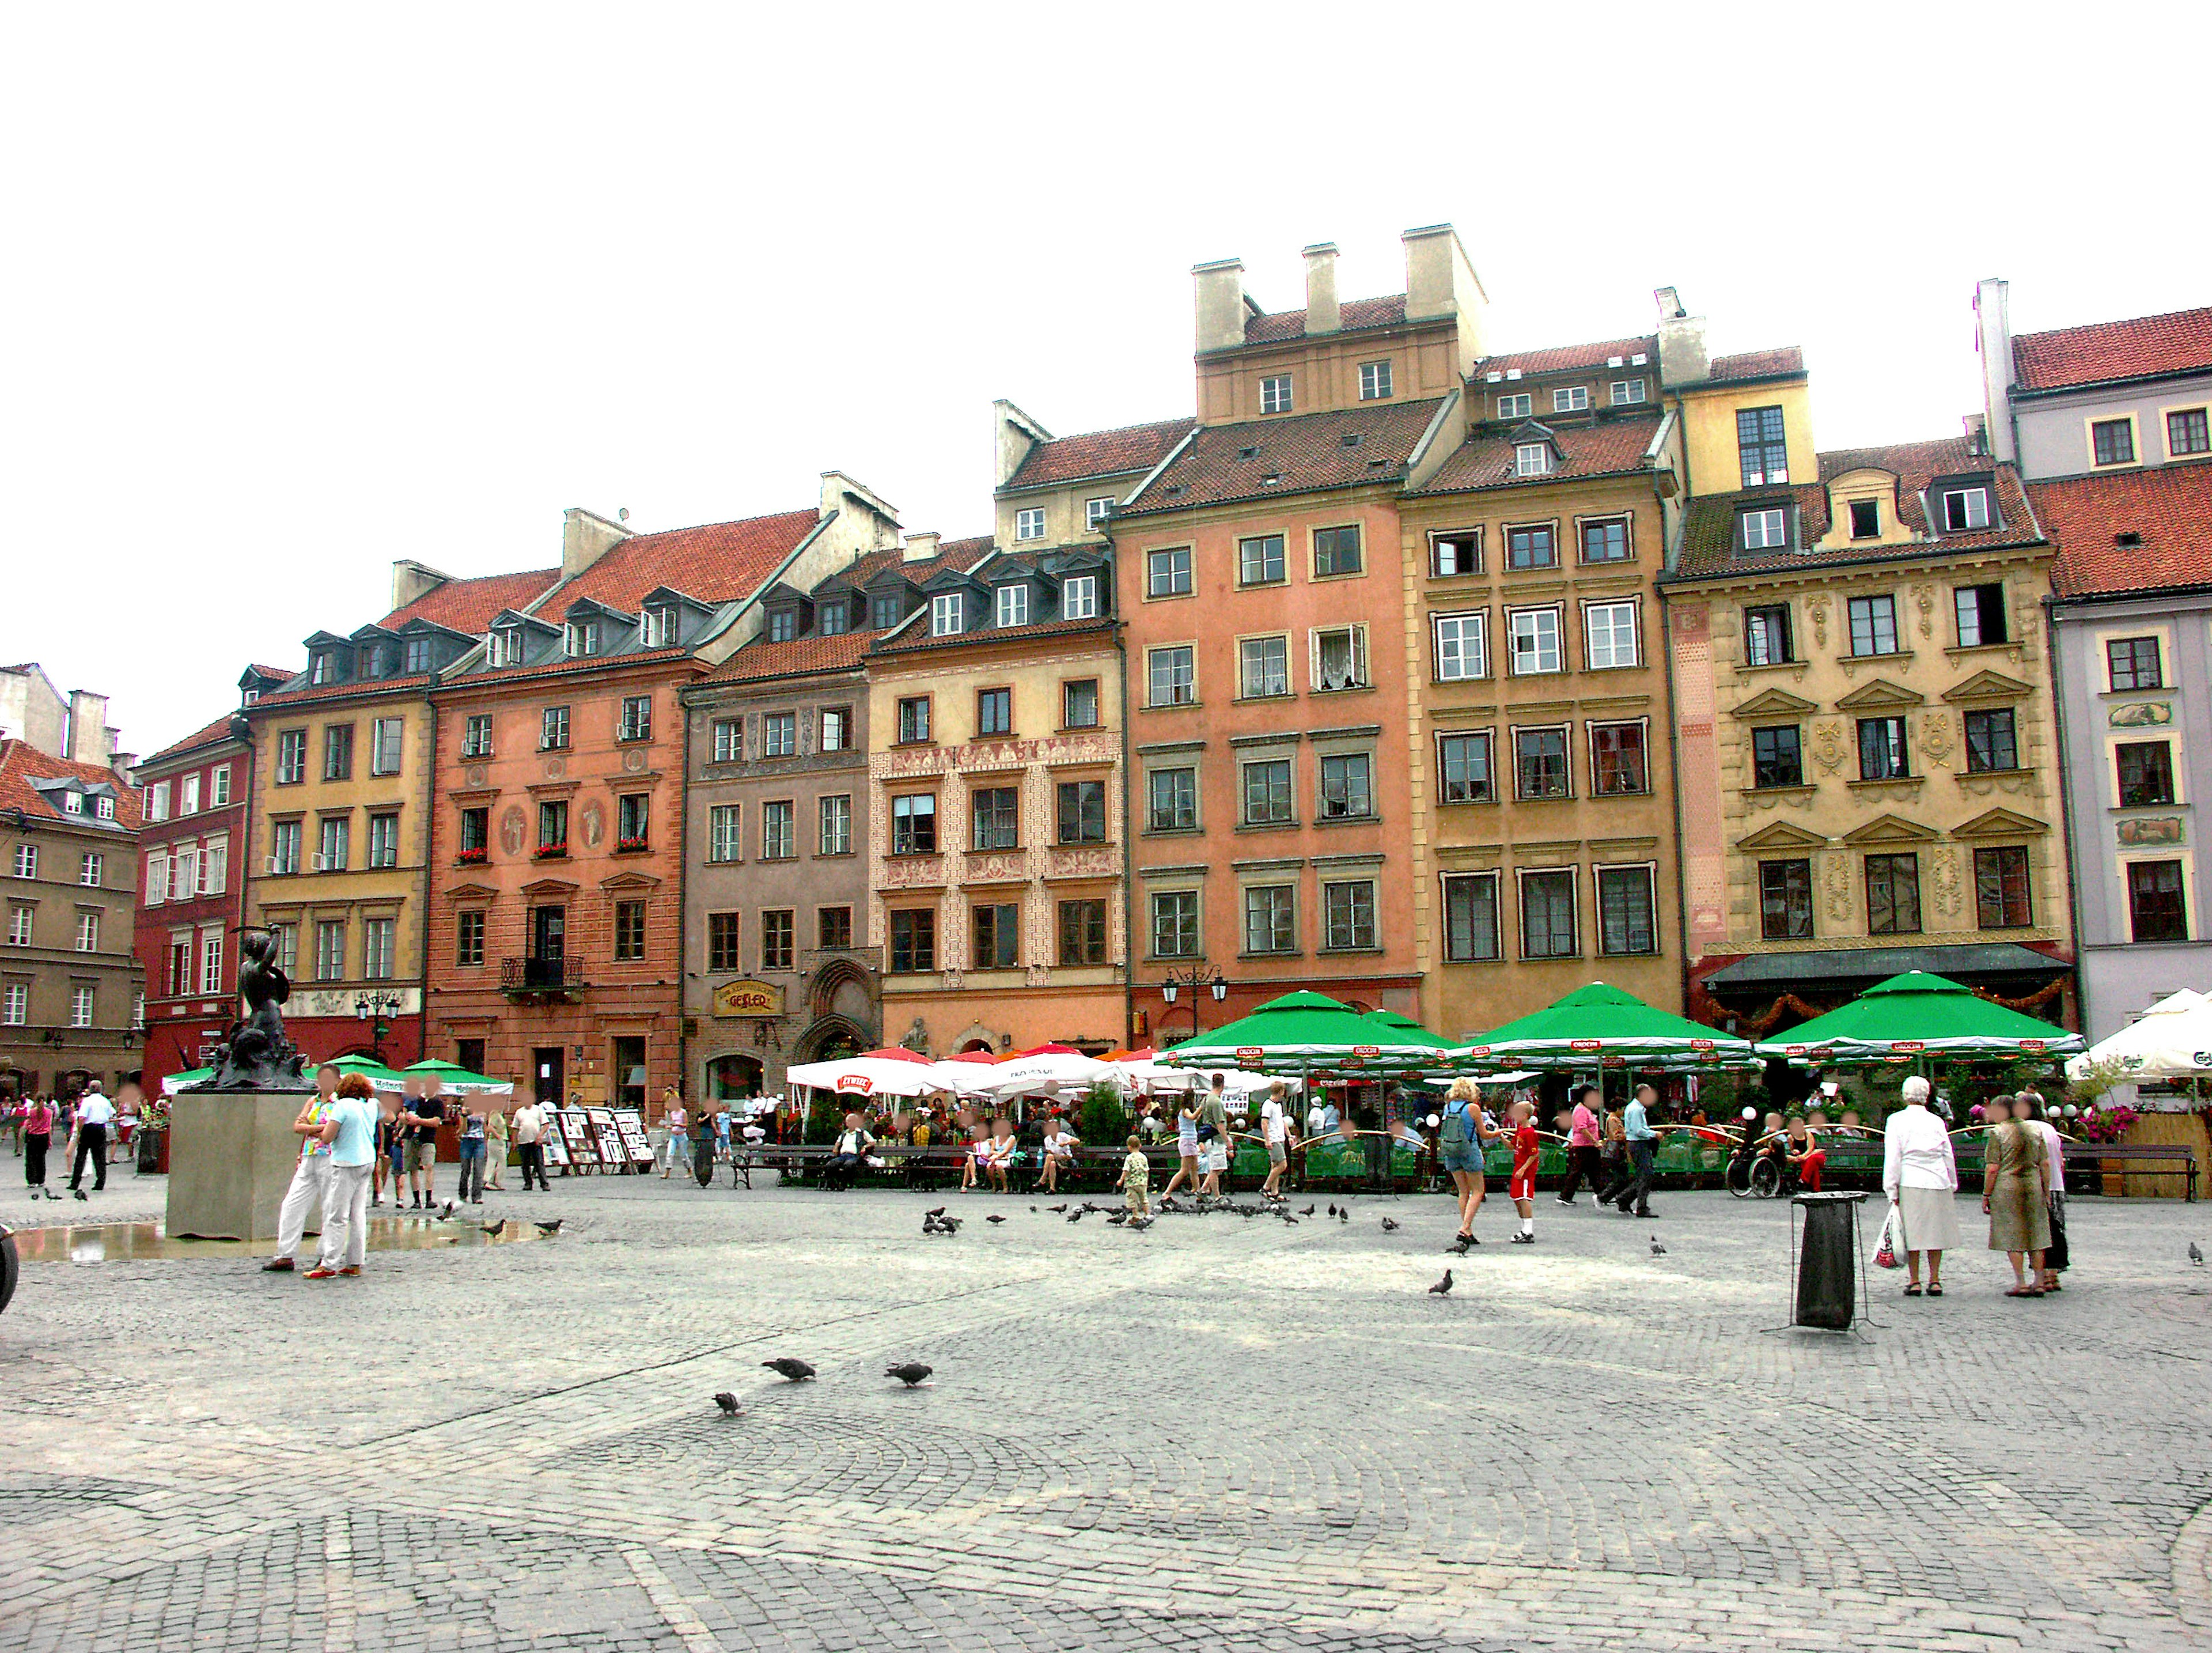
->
[3,1164,2210,1652]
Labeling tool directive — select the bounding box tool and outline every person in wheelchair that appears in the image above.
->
[1744,1110,1790,1197]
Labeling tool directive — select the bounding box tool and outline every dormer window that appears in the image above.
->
[1063,574,1099,620]
[817,600,850,636]
[95,795,114,820]
[565,620,599,658]
[62,790,84,815]
[403,637,434,674]
[871,593,904,631]
[1015,507,1046,542]
[1515,443,1550,478]
[930,593,963,636]
[1739,506,1791,552]
[487,627,521,667]
[995,585,1029,628]
[640,606,677,648]
[767,608,798,644]
[1940,485,1991,533]
[358,646,381,679]
[308,649,336,686]
[1849,500,1881,539]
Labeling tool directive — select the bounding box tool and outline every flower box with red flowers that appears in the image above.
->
[457,846,488,865]
[534,842,569,860]
[615,836,649,853]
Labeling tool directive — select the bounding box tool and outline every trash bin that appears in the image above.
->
[1793,1190,1869,1330]
[0,1225,18,1317]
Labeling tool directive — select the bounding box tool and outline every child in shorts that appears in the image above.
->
[1119,1135,1151,1217]
[1508,1098,1539,1245]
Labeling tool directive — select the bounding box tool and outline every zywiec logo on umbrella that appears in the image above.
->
[1785,1045,1808,1057]
[1892,1041,1926,1053]
[1691,1039,1715,1051]
[1236,1046,1264,1064]
[1570,1039,1601,1052]
[1352,1046,1380,1059]
[836,1075,873,1095]
[2018,1039,2046,1054]
[1601,1055,1626,1069]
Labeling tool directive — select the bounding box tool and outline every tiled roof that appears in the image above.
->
[1707,347,1805,383]
[381,566,560,631]
[1414,414,1664,497]
[0,740,140,830]
[1671,436,2043,580]
[872,616,1118,658]
[1472,335,1656,380]
[247,664,295,683]
[1242,293,1409,345]
[1003,418,1195,490]
[252,673,434,710]
[141,713,242,768]
[2013,307,2212,391]
[704,628,887,684]
[2031,464,2212,598]
[1122,397,1448,517]
[556,509,821,611]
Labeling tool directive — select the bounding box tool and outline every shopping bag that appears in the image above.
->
[2044,1200,2070,1272]
[1874,1203,1901,1269]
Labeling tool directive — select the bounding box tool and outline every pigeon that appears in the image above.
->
[886,1363,933,1387]
[1129,1215,1153,1231]
[1300,1205,1316,1217]
[1381,1218,1400,1232]
[1650,1235,1668,1257]
[1048,1203,1069,1213]
[1029,1205,1039,1213]
[480,1219,506,1237]
[1281,1215,1300,1225]
[762,1358,816,1382]
[1428,1269,1454,1296]
[72,1187,88,1202]
[985,1213,1006,1224]
[1339,1208,1350,1223]
[533,1219,563,1235]
[1450,1234,1479,1254]
[2192,1242,2205,1266]
[1066,1208,1084,1224]
[713,1392,742,1414]
[1327,1204,1338,1217]
[925,1206,946,1218]
[435,1200,457,1220]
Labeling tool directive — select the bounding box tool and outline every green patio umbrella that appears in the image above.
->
[402,1058,513,1095]
[321,1052,411,1089]
[1455,982,1759,1072]
[1362,1008,1455,1052]
[1753,971,2082,1065]
[1160,991,1443,1073]
[161,1066,214,1096]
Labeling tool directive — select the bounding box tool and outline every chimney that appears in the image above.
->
[389,559,450,615]
[1653,287,1709,387]
[993,399,1053,488]
[1400,224,1488,366]
[1963,412,1990,457]
[562,508,631,579]
[1973,278,2017,464]
[1302,243,1341,336]
[902,531,941,565]
[66,690,112,765]
[1192,257,1248,354]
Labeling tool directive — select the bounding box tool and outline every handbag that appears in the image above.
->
[2044,1198,2070,1272]
[1874,1202,1902,1269]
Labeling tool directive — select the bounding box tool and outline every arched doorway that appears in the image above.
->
[706,1053,763,1102]
[960,1038,993,1054]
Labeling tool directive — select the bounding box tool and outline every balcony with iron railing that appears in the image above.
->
[500,955,587,996]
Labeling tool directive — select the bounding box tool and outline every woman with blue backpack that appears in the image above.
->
[1438,1078,1497,1252]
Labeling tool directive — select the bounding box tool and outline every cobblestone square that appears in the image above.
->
[3,1171,2210,1652]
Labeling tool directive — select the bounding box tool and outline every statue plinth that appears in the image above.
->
[166,1091,312,1241]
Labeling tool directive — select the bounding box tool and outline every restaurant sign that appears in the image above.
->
[713,979,785,1018]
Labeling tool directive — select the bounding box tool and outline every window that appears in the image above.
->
[930,593,964,636]
[272,923,297,974]
[366,717,402,776]
[1590,723,1648,796]
[1244,886,1296,954]
[1433,611,1487,681]
[1431,530,1480,577]
[1438,732,1494,804]
[314,920,346,981]
[1971,845,2033,929]
[1760,859,1814,939]
[1151,890,1200,958]
[760,909,794,971]
[309,649,336,686]
[1520,870,1578,958]
[402,636,435,674]
[70,985,94,1029]
[1062,575,1099,619]
[1147,767,1197,831]
[1597,865,1657,955]
[2108,636,2162,691]
[323,723,354,781]
[1508,607,1562,675]
[708,805,740,863]
[871,594,904,631]
[1242,758,1294,825]
[75,910,99,952]
[458,806,490,863]
[2,984,23,1026]
[94,795,113,821]
[367,813,399,868]
[486,628,521,667]
[1323,881,1377,950]
[1062,679,1099,728]
[1865,854,1922,934]
[616,793,652,850]
[358,644,385,680]
[2092,417,2136,467]
[707,913,742,973]
[1260,374,1293,414]
[1085,497,1114,529]
[1147,646,1196,706]
[1319,753,1373,819]
[613,900,646,962]
[757,799,792,859]
[164,937,188,994]
[1312,625,1369,690]
[2117,740,2175,807]
[1239,534,1285,585]
[2128,861,2188,941]
[1239,635,1291,698]
[1584,600,1639,669]
[537,799,569,854]
[897,696,932,743]
[79,852,101,887]
[146,853,167,904]
[564,619,600,658]
[1847,595,1899,657]
[7,906,32,944]
[1498,392,1532,418]
[1950,584,2008,648]
[271,820,301,875]
[1740,507,1789,551]
[180,774,200,815]
[711,719,741,763]
[1737,405,1788,486]
[766,609,797,644]
[972,786,1018,850]
[819,906,853,950]
[363,917,394,980]
[1515,727,1570,799]
[456,911,486,968]
[817,601,849,636]
[173,845,196,896]
[1744,604,1793,666]
[641,606,678,648]
[1313,525,1362,576]
[462,714,493,759]
[995,585,1029,628]
[889,909,937,972]
[972,903,1019,970]
[540,706,571,750]
[1441,872,1501,962]
[1849,498,1881,539]
[762,712,796,756]
[2168,407,2211,457]
[1940,487,1991,534]
[1057,780,1107,843]
[1752,725,1804,789]
[819,795,851,856]
[1610,379,1647,406]
[1858,716,1910,780]
[891,793,937,854]
[1552,385,1590,413]
[1964,708,2019,772]
[1014,506,1046,542]
[618,695,653,742]
[148,781,170,822]
[1359,360,1392,400]
[1580,517,1630,563]
[1058,899,1107,966]
[1506,523,1556,569]
[61,792,82,816]
[1514,443,1550,478]
[976,688,1012,737]
[820,707,851,751]
[318,815,349,871]
[9,845,31,879]
[1147,547,1192,597]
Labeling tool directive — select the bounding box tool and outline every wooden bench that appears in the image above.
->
[2061,1141,2198,1200]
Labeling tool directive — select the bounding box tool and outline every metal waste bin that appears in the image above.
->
[1793,1190,1869,1330]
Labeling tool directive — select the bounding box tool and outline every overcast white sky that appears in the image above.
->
[5,3,2207,758]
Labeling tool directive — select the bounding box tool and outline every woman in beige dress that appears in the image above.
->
[1981,1095,2051,1297]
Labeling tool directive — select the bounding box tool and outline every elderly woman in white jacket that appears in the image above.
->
[1882,1076,1963,1297]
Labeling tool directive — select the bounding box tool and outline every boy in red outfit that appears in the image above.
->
[1507,1099,1540,1244]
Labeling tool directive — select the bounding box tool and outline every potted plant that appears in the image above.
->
[2075,1098,2141,1195]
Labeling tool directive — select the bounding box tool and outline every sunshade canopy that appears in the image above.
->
[403,1058,512,1094]
[2065,989,2212,1084]
[1161,991,1442,1072]
[1457,982,1759,1071]
[1755,971,2083,1064]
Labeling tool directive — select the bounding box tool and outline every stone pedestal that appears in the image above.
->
[166,1090,313,1241]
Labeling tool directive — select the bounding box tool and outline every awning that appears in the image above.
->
[1703,943,2068,993]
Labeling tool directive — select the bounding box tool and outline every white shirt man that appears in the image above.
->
[68,1088,117,1193]
[267,1065,341,1272]
[1259,1085,1292,1199]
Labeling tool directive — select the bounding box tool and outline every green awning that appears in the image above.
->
[1161,991,1444,1072]
[161,1066,214,1096]
[1456,982,1759,1071]
[1754,971,2083,1064]
[402,1058,513,1094]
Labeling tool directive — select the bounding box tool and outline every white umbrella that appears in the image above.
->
[1109,1061,1299,1101]
[2065,989,2212,1083]
[783,1056,955,1100]
[975,1050,1110,1100]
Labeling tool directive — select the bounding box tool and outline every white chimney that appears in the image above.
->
[1302,243,1340,335]
[1653,287,1709,387]
[1192,257,1248,354]
[1974,278,2017,464]
[390,560,451,614]
[903,531,941,565]
[562,508,631,578]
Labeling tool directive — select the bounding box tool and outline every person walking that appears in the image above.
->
[1506,1098,1540,1243]
[661,1096,689,1180]
[1257,1081,1293,1201]
[1159,1096,1202,1204]
[1438,1078,1488,1250]
[2014,1091,2066,1289]
[484,1100,509,1192]
[1556,1084,1603,1206]
[513,1093,549,1191]
[456,1104,487,1204]
[264,1064,342,1273]
[1982,1095,2051,1298]
[23,1094,54,1196]
[69,1084,115,1194]
[303,1075,378,1279]
[1882,1074,1961,1298]
[1197,1075,1232,1200]
[1613,1083,1660,1218]
[1119,1134,1151,1219]
[404,1085,445,1209]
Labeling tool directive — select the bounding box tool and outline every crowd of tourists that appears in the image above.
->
[5,1082,136,1199]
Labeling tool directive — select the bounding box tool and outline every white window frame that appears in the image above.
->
[1515,442,1550,477]
[1320,879,1378,950]
[820,708,850,751]
[10,845,32,879]
[147,781,170,822]
[819,794,852,856]
[70,985,94,1028]
[1582,599,1641,671]
[180,774,200,816]
[1433,610,1488,682]
[202,839,226,894]
[1014,506,1047,542]
[1238,633,1292,699]
[995,585,1029,628]
[1317,752,1374,821]
[1084,497,1113,529]
[1147,546,1192,598]
[1062,574,1099,619]
[3,983,25,1025]
[370,717,403,776]
[708,804,741,863]
[75,910,99,952]
[1610,379,1647,405]
[711,719,741,763]
[200,931,224,993]
[79,852,102,888]
[1508,606,1565,675]
[1941,486,1990,532]
[211,765,230,806]
[6,906,28,946]
[762,713,797,758]
[1150,888,1201,959]
[1552,385,1590,413]
[930,592,963,636]
[1260,374,1293,414]
[1243,884,1297,954]
[564,619,599,658]
[1497,393,1532,419]
[1359,360,1392,401]
[145,853,168,905]
[1742,507,1789,551]
[1309,625,1370,693]
[1147,645,1196,707]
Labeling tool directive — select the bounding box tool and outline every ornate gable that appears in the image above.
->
[1953,806,2050,839]
[1941,669,2034,704]
[1734,820,1828,852]
[1840,812,1938,846]
[1834,678,1925,712]
[1730,687,1819,720]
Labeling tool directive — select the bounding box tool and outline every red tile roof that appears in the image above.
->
[0,739,140,830]
[1243,293,1410,345]
[1122,397,1448,516]
[1707,347,1805,383]
[872,616,1118,658]
[556,509,822,611]
[2012,307,2212,391]
[381,566,560,631]
[252,674,435,710]
[247,664,296,683]
[1003,418,1195,490]
[1415,415,1665,497]
[141,713,243,769]
[2031,464,2212,597]
[704,628,888,684]
[1472,335,1656,380]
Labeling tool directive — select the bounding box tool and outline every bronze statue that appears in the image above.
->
[209,926,310,1091]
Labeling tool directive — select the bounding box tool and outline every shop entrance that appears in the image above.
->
[532,1046,566,1108]
[612,1035,646,1110]
[707,1053,763,1101]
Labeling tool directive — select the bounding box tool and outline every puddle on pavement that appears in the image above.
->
[10,1215,553,1263]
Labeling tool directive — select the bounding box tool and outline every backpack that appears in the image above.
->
[1440,1100,1476,1148]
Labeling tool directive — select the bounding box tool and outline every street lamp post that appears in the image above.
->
[354,990,403,1060]
[1159,965,1228,1042]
